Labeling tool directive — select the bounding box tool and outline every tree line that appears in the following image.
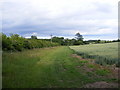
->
[2,33,59,51]
[1,32,120,51]
[46,33,119,45]
[44,33,84,45]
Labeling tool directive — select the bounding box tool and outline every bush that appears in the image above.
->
[2,33,59,51]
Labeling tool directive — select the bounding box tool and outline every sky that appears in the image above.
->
[1,0,119,40]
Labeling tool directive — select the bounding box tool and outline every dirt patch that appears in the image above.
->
[63,68,67,71]
[82,65,95,72]
[71,54,95,63]
[72,54,119,83]
[84,81,118,88]
[109,67,120,79]
[59,80,63,82]
[76,66,81,68]
[71,54,83,59]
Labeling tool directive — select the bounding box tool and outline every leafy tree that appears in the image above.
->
[95,39,101,43]
[2,33,12,50]
[31,35,37,39]
[118,39,120,42]
[52,36,64,45]
[75,32,83,41]
[10,34,19,38]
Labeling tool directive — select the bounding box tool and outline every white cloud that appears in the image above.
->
[2,0,119,40]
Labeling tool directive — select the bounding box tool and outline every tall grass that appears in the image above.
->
[3,47,95,88]
[3,46,119,88]
[70,42,119,67]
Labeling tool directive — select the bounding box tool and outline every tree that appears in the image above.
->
[118,39,120,42]
[52,36,64,45]
[10,34,19,38]
[75,32,83,41]
[31,35,37,39]
[2,33,12,50]
[50,34,53,43]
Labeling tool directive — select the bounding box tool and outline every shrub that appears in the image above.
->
[2,33,59,51]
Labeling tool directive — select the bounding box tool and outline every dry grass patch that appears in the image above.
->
[84,81,118,88]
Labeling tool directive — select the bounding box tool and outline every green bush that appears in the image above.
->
[2,33,59,51]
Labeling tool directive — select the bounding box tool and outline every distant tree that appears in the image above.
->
[95,39,101,43]
[75,32,83,41]
[10,33,19,39]
[118,39,120,42]
[50,34,53,43]
[52,36,64,45]
[31,35,37,39]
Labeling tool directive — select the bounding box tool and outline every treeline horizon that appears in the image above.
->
[1,33,120,51]
[25,32,119,45]
[2,33,119,41]
[1,33,59,51]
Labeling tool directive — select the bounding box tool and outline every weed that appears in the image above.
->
[95,69,110,76]
[87,64,96,68]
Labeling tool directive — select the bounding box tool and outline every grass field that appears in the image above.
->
[70,42,119,66]
[2,46,119,88]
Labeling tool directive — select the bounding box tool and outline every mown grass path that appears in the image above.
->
[2,46,119,88]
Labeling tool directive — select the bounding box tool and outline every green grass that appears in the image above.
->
[2,47,92,88]
[2,46,118,88]
[70,42,119,66]
[79,60,88,64]
[95,69,110,76]
[87,64,96,68]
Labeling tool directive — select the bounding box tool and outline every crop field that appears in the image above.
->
[70,42,119,66]
[2,46,119,88]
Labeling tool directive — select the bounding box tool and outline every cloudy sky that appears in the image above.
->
[1,0,119,40]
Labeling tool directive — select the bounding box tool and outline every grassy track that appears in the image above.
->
[2,46,119,88]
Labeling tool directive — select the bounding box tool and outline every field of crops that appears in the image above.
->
[70,42,119,67]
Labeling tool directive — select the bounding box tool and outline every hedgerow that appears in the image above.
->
[2,33,59,51]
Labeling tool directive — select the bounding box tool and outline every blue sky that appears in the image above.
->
[1,0,119,40]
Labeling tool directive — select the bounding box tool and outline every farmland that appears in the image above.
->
[2,0,119,88]
[2,46,119,88]
[70,42,119,67]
